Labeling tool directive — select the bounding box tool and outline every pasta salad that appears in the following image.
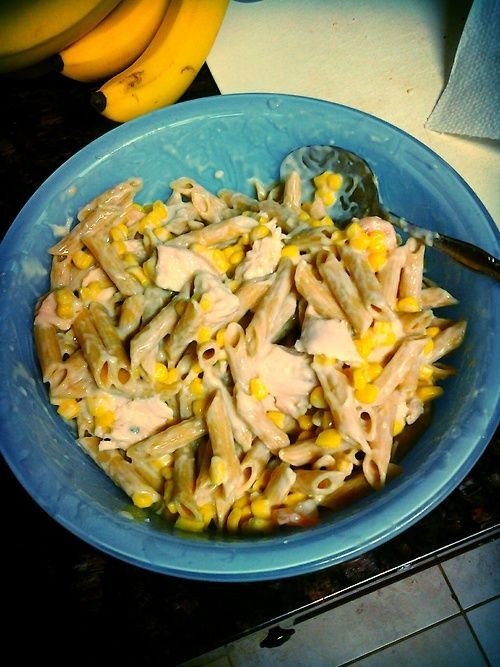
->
[34,168,466,533]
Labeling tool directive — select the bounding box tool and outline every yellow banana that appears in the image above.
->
[57,0,170,83]
[91,0,229,123]
[0,0,120,74]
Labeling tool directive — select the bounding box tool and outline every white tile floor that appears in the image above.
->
[181,537,500,667]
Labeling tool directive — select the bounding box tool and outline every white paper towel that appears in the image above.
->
[426,0,500,140]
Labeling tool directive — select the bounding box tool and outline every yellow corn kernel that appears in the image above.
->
[196,326,212,345]
[233,494,250,509]
[215,327,226,347]
[72,249,93,270]
[310,386,327,409]
[229,248,245,266]
[250,377,269,400]
[308,218,323,228]
[110,239,126,256]
[350,232,371,251]
[94,410,115,430]
[330,229,345,244]
[368,231,387,253]
[251,497,271,520]
[301,202,312,214]
[154,362,170,384]
[228,279,240,292]
[154,226,172,242]
[316,428,342,448]
[191,361,202,375]
[423,338,434,355]
[80,282,101,302]
[314,354,336,366]
[298,414,313,431]
[122,252,138,267]
[252,469,271,492]
[355,384,379,404]
[335,455,352,473]
[397,296,420,313]
[132,491,156,509]
[297,430,314,441]
[142,256,157,282]
[250,224,270,242]
[298,210,310,222]
[322,411,334,429]
[240,233,250,245]
[283,491,307,507]
[317,187,335,207]
[57,398,80,420]
[266,411,286,429]
[418,364,434,382]
[346,221,362,239]
[313,172,330,188]
[55,287,74,306]
[166,501,177,515]
[174,516,205,533]
[416,385,444,402]
[368,251,387,272]
[189,377,205,397]
[110,223,128,241]
[57,304,74,320]
[192,398,208,418]
[175,300,187,316]
[327,173,343,190]
[392,419,405,437]
[211,248,230,273]
[226,508,243,532]
[426,326,440,338]
[366,362,383,381]
[281,245,300,259]
[199,293,214,312]
[132,203,145,213]
[243,517,273,533]
[320,215,334,226]
[127,265,150,287]
[353,367,367,390]
[209,455,227,486]
[161,465,173,479]
[354,334,375,359]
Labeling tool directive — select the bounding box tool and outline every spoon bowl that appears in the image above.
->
[281,145,500,280]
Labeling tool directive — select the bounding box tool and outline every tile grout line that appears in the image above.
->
[438,563,493,667]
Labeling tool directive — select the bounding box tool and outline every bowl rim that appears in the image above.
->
[1,92,499,581]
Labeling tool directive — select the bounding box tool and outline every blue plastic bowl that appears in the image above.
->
[1,94,499,581]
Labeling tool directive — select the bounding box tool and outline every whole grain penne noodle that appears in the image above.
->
[34,323,64,385]
[399,239,424,303]
[427,321,467,363]
[50,254,74,289]
[340,245,394,320]
[164,299,202,366]
[278,439,324,466]
[318,251,373,335]
[377,245,408,307]
[197,340,226,371]
[373,336,427,405]
[363,396,398,490]
[50,349,97,400]
[76,178,143,224]
[319,464,402,511]
[167,215,258,248]
[141,286,173,324]
[72,309,115,389]
[129,293,183,369]
[264,463,297,506]
[83,233,143,296]
[269,292,297,343]
[238,440,272,494]
[117,294,146,340]
[206,390,242,500]
[245,259,294,355]
[235,388,290,453]
[76,402,93,439]
[294,259,346,320]
[171,177,228,224]
[419,287,458,309]
[89,302,131,387]
[78,436,161,508]
[128,417,207,465]
[282,170,302,209]
[224,322,253,391]
[194,438,214,506]
[397,310,434,334]
[292,469,346,497]
[203,366,253,451]
[171,443,202,521]
[313,362,369,450]
[130,456,164,493]
[232,277,273,323]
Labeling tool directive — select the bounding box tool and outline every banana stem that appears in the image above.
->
[90,91,107,112]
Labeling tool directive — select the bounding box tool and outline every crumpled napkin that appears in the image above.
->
[426,0,500,140]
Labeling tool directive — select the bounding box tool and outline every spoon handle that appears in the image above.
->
[384,211,500,281]
[432,233,500,281]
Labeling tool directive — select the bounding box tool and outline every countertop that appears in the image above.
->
[1,61,499,666]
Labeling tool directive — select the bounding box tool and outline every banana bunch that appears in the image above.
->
[0,0,120,74]
[89,0,229,122]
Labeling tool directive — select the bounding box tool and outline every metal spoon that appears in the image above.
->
[280,145,500,280]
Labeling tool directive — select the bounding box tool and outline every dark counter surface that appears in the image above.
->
[1,66,499,665]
